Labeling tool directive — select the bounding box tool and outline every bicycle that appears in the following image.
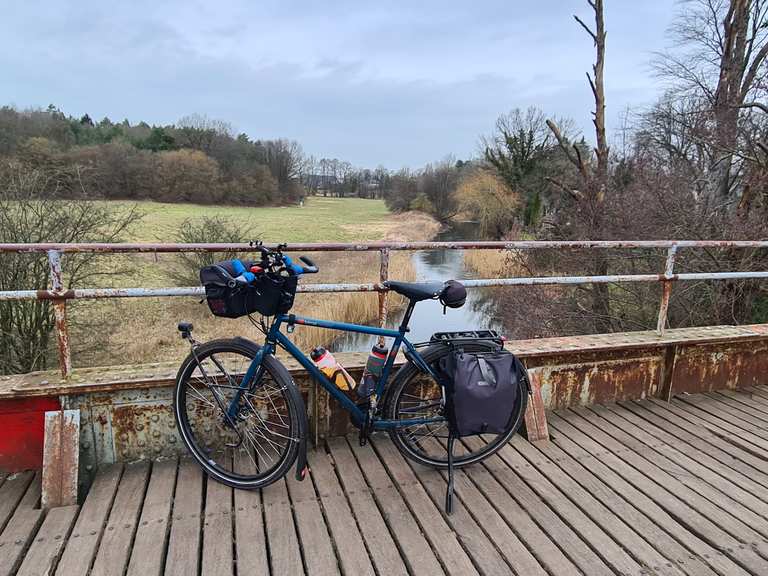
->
[173,243,530,489]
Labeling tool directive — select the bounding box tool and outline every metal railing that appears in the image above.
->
[1,240,768,378]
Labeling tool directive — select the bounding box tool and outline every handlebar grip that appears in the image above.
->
[299,256,319,274]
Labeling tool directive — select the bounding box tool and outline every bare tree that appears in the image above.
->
[544,0,613,331]
[655,0,768,203]
[0,161,142,374]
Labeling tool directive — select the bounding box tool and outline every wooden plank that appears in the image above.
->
[285,453,340,576]
[262,478,303,576]
[553,411,768,575]
[375,436,517,576]
[90,461,150,576]
[42,409,79,509]
[368,437,495,576]
[695,394,768,432]
[463,435,616,576]
[201,476,233,576]
[0,507,45,576]
[671,397,768,453]
[0,472,34,533]
[328,437,445,576]
[548,413,751,576]
[350,437,461,575]
[570,406,768,542]
[324,438,408,576]
[126,459,177,576]
[55,463,123,576]
[608,403,768,499]
[452,444,583,576]
[507,435,688,576]
[529,429,721,576]
[404,438,548,576]
[713,390,768,420]
[743,386,768,407]
[622,400,768,489]
[306,449,378,576]
[233,453,269,576]
[645,398,768,472]
[164,459,203,576]
[16,505,79,576]
[20,472,41,509]
[586,405,768,533]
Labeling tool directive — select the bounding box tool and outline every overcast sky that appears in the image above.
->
[1,1,676,168]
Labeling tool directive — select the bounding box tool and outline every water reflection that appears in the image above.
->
[334,222,502,352]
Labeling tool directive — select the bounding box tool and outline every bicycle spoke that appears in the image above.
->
[179,346,296,483]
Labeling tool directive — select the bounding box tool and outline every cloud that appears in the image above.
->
[0,0,674,167]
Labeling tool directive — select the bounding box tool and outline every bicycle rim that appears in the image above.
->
[174,341,299,486]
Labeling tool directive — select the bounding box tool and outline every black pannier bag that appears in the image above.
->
[439,345,523,513]
[200,261,298,318]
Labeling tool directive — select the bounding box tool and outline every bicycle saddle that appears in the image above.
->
[383,280,445,301]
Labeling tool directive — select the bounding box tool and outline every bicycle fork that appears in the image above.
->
[178,322,246,448]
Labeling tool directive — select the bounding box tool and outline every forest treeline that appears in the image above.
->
[0,107,402,206]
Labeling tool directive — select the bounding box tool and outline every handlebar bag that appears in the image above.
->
[200,261,298,318]
[439,348,520,436]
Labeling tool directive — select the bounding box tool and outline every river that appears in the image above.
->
[336,221,503,351]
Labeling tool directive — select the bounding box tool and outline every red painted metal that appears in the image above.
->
[0,397,61,472]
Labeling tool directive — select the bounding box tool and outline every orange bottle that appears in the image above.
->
[310,347,356,391]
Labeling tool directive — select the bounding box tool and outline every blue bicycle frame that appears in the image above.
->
[226,304,445,430]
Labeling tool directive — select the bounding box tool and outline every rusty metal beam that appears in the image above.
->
[3,271,768,302]
[2,239,768,253]
[656,245,678,335]
[47,251,71,378]
[41,409,79,509]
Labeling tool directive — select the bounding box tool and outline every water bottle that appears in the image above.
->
[310,347,356,391]
[357,344,388,399]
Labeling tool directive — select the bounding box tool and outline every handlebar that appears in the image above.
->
[246,242,319,276]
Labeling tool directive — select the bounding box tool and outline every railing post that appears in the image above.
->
[656,245,678,336]
[47,250,71,378]
[377,248,390,347]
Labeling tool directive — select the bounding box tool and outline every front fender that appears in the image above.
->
[233,337,310,481]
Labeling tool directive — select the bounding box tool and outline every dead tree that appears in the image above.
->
[546,0,613,332]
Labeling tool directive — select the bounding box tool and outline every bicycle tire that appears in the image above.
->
[173,338,302,489]
[384,341,529,469]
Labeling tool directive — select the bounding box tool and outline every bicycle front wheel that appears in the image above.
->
[173,338,301,489]
[384,341,529,469]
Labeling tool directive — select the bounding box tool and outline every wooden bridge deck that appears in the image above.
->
[5,387,768,576]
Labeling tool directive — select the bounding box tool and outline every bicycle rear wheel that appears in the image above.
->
[384,341,528,468]
[173,338,301,489]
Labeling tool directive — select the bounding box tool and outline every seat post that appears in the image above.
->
[398,300,417,334]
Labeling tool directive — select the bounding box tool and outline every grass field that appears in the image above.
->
[68,198,441,368]
[121,196,396,242]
